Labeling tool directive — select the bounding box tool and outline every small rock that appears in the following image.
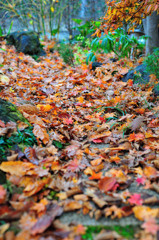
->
[91,62,103,70]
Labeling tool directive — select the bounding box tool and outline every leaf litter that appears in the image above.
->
[0,40,159,240]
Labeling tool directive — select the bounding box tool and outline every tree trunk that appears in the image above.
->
[143,11,159,55]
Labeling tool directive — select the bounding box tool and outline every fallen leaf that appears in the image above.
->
[0,185,7,204]
[133,206,159,221]
[18,104,38,115]
[98,176,117,192]
[89,171,102,180]
[128,193,143,205]
[0,75,10,84]
[141,218,159,235]
[33,124,49,144]
[31,204,63,235]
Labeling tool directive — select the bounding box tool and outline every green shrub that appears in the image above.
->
[86,28,146,63]
[58,44,74,65]
[72,19,100,47]
[144,48,159,79]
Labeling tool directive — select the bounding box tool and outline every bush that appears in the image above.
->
[86,28,146,63]
[58,44,74,65]
[144,48,159,79]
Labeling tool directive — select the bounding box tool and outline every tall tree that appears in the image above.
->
[97,0,159,54]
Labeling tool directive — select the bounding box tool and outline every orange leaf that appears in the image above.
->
[109,155,121,163]
[89,171,102,180]
[73,224,86,235]
[0,161,35,176]
[36,104,53,112]
[128,132,145,142]
[143,166,158,179]
[24,177,50,197]
[133,206,159,221]
[90,158,103,166]
[0,185,7,204]
[135,108,145,114]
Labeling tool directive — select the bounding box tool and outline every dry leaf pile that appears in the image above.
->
[0,41,159,240]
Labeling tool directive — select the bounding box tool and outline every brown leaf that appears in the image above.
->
[33,124,49,144]
[73,194,89,201]
[7,153,18,161]
[131,116,144,132]
[63,200,82,211]
[24,177,51,197]
[95,230,121,240]
[92,197,107,208]
[24,147,39,165]
[31,204,63,235]
[18,104,38,115]
[153,160,159,170]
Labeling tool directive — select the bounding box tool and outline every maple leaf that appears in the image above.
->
[67,159,85,172]
[128,132,145,142]
[136,176,146,186]
[63,117,73,125]
[89,171,102,180]
[128,193,143,205]
[105,205,125,219]
[141,218,159,235]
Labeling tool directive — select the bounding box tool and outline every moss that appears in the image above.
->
[0,99,29,124]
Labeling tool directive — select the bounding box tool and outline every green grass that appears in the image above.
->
[82,225,136,240]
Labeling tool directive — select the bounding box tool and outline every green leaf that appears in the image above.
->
[52,140,63,149]
[7,21,13,35]
[72,18,83,25]
[86,52,95,64]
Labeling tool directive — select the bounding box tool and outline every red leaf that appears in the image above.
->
[136,176,146,186]
[0,120,5,128]
[92,139,103,143]
[98,176,117,192]
[63,117,73,125]
[128,193,143,206]
[67,159,85,172]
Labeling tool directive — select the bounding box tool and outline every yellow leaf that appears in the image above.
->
[51,6,54,12]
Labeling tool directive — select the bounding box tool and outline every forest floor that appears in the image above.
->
[0,40,159,240]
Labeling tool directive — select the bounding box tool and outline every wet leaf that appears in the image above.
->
[98,176,117,192]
